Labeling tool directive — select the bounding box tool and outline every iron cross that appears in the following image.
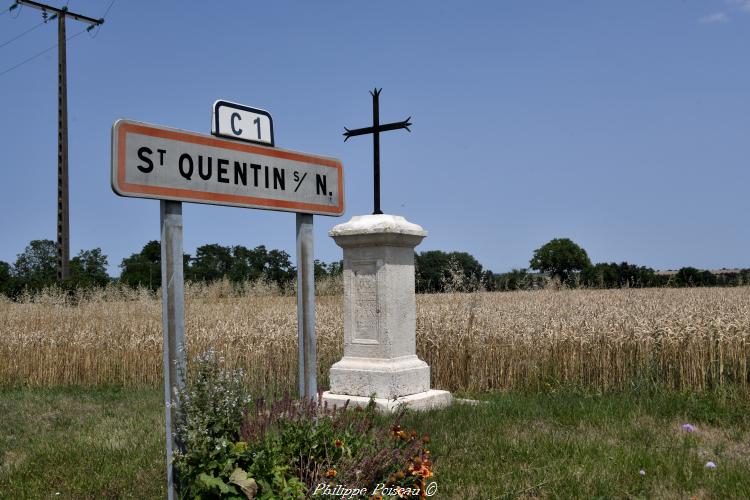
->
[343,88,412,215]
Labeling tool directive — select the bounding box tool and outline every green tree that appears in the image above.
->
[0,260,14,296]
[313,259,328,280]
[228,245,268,282]
[481,270,497,291]
[674,267,712,287]
[263,249,295,287]
[496,268,534,291]
[119,240,162,289]
[580,262,659,289]
[69,248,110,287]
[415,250,486,292]
[190,244,233,282]
[529,238,591,284]
[326,260,343,277]
[13,239,58,290]
[415,250,450,293]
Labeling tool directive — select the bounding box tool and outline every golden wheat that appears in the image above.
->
[0,283,747,393]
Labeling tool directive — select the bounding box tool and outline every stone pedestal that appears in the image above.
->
[321,214,452,412]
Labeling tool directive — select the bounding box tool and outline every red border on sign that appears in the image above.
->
[115,121,344,215]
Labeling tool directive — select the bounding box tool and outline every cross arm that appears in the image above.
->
[377,117,412,133]
[16,0,104,25]
[342,117,412,141]
[343,125,376,141]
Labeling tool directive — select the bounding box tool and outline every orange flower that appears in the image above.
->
[334,439,343,448]
[419,466,433,479]
[395,470,405,480]
[326,468,337,478]
[421,434,430,444]
[410,430,418,440]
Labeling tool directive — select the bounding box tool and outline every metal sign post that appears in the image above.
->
[296,213,317,400]
[112,109,344,497]
[160,200,185,500]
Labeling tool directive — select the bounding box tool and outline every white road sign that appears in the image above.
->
[112,119,344,216]
[211,100,274,146]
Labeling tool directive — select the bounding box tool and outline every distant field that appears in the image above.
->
[0,285,748,392]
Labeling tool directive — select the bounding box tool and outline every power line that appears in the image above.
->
[0,3,15,17]
[0,26,85,78]
[87,0,116,38]
[0,19,50,50]
[102,0,115,19]
[0,0,115,79]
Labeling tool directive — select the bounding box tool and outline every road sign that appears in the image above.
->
[212,100,274,146]
[112,119,344,216]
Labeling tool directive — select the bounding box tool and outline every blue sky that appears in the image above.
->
[1,1,748,275]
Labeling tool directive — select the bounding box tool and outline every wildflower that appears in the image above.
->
[334,438,343,448]
[326,468,337,478]
[391,424,402,437]
[705,461,717,469]
[410,430,418,440]
[416,465,433,479]
[681,423,696,432]
[422,433,430,444]
[639,469,646,476]
[395,470,405,479]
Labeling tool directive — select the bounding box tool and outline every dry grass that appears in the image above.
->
[0,283,748,393]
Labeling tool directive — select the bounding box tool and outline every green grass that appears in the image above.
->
[403,387,750,499]
[1,386,749,499]
[0,386,166,499]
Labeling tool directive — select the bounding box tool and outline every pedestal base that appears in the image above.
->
[321,390,453,413]
[329,355,430,399]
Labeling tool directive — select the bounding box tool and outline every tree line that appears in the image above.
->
[0,237,747,298]
[495,238,750,290]
[0,239,340,297]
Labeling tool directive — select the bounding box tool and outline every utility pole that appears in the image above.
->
[15,1,103,279]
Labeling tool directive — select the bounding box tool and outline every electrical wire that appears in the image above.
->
[102,0,115,19]
[0,3,14,17]
[0,0,116,78]
[0,26,86,78]
[10,3,22,18]
[88,0,115,38]
[0,19,49,50]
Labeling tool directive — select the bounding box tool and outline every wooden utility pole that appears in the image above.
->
[15,1,103,279]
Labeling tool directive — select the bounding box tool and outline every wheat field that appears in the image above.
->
[0,284,748,393]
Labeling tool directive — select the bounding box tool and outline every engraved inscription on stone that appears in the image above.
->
[352,261,379,343]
